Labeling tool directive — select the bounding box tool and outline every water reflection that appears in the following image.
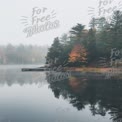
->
[0,68,47,87]
[46,72,122,122]
[0,67,122,122]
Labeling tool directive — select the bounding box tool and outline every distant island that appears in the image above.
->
[0,44,48,65]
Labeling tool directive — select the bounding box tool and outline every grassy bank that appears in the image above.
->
[65,67,122,73]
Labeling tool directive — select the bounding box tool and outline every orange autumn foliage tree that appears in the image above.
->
[69,44,87,63]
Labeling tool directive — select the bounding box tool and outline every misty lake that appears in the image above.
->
[0,65,122,122]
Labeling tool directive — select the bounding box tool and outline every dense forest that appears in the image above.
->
[46,11,122,67]
[0,44,48,64]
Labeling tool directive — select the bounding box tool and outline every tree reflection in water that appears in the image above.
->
[46,72,122,122]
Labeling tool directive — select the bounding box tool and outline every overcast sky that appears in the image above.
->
[0,0,121,46]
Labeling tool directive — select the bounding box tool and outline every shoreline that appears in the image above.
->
[65,67,122,73]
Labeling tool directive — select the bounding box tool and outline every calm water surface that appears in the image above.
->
[0,65,121,122]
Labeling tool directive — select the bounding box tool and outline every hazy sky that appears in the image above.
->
[0,0,121,46]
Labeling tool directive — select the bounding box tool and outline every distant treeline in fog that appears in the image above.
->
[0,44,48,64]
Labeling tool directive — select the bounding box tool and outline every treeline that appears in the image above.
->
[46,11,122,67]
[0,44,48,64]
